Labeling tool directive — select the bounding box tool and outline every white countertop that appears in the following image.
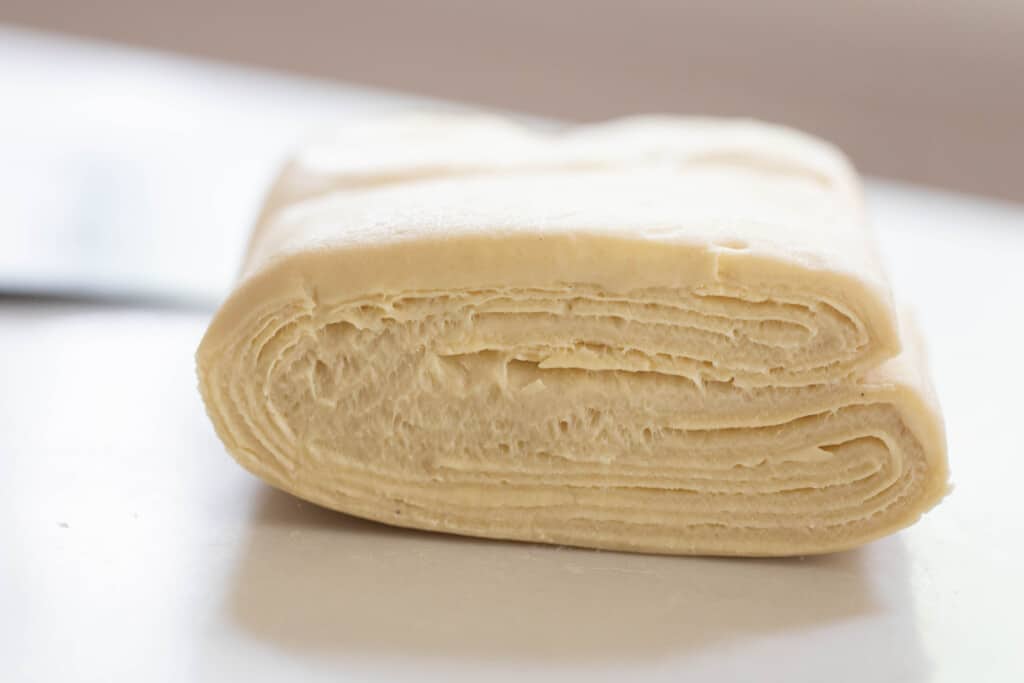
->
[2,27,1023,683]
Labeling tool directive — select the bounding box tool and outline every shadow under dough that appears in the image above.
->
[226,486,929,672]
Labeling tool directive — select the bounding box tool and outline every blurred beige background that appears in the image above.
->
[4,0,1022,201]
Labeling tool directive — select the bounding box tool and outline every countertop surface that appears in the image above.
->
[2,27,1023,683]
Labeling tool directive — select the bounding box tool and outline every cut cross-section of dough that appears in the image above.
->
[197,114,949,556]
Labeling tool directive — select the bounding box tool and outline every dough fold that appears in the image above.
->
[198,115,949,556]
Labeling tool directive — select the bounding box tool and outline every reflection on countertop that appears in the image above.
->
[224,486,928,676]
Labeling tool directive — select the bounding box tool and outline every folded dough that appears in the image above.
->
[198,115,949,556]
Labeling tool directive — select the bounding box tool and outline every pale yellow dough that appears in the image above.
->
[197,114,949,556]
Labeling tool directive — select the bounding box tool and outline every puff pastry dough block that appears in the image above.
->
[197,115,949,556]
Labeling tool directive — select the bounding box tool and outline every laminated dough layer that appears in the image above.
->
[197,115,949,556]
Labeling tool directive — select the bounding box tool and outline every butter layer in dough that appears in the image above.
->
[198,115,949,556]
